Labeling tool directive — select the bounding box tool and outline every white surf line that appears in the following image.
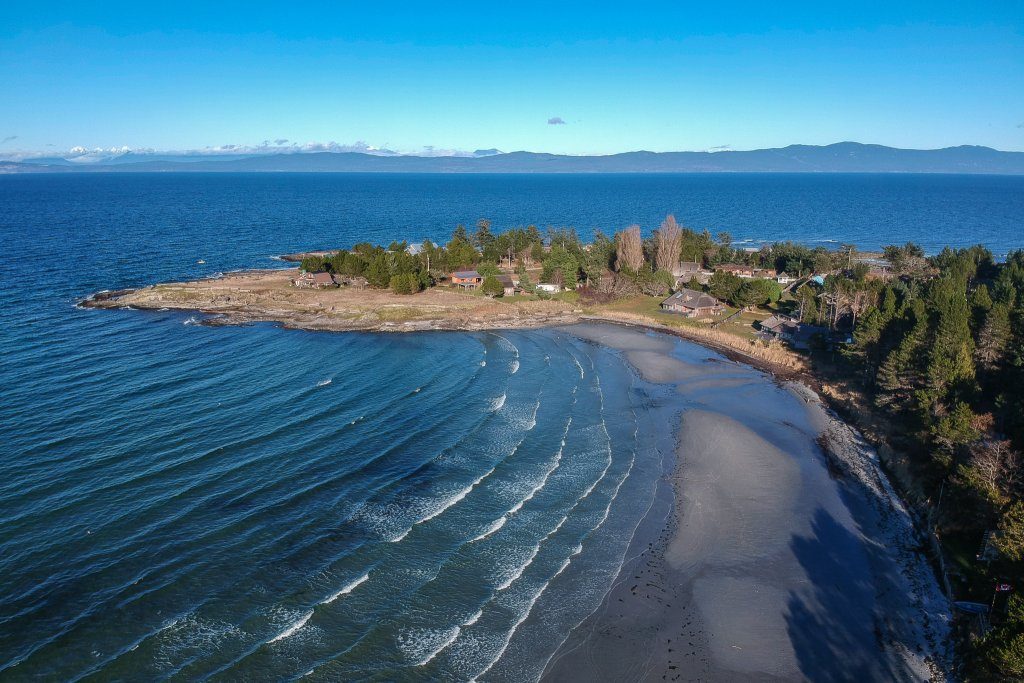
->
[548,542,584,584]
[470,515,507,543]
[537,379,654,679]
[507,419,570,516]
[488,332,521,375]
[393,452,509,542]
[67,611,191,678]
[525,399,540,431]
[470,584,546,683]
[388,525,411,542]
[416,627,462,666]
[495,543,542,591]
[467,411,615,679]
[496,510,573,591]
[268,610,313,643]
[593,454,635,530]
[489,332,520,358]
[572,354,585,378]
[321,572,370,605]
[412,602,486,668]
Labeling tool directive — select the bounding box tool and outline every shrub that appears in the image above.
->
[481,276,504,297]
[389,273,420,295]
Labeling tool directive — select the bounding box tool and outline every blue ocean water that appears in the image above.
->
[0,172,1021,680]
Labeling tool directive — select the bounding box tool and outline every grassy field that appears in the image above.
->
[593,296,767,339]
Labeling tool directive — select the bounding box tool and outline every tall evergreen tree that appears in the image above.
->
[875,301,929,411]
[924,277,977,409]
[976,303,1012,373]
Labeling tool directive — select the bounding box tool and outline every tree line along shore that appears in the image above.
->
[94,215,1024,678]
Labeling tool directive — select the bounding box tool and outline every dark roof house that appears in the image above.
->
[292,271,338,289]
[758,314,829,349]
[759,314,800,340]
[496,274,517,296]
[660,289,725,318]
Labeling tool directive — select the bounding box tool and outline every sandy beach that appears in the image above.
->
[543,323,951,682]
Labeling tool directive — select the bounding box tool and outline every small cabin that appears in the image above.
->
[496,274,517,297]
[451,270,483,289]
[292,271,337,289]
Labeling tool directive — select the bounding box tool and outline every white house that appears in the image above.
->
[535,283,562,293]
[776,272,798,285]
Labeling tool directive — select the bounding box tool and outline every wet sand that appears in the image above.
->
[543,323,951,682]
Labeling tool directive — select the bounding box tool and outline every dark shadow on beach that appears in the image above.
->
[787,508,912,682]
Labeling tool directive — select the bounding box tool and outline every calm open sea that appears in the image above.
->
[0,172,1021,680]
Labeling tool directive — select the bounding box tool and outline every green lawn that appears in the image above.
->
[594,295,772,342]
[447,286,579,305]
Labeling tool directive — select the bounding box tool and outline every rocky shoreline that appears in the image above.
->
[80,268,582,333]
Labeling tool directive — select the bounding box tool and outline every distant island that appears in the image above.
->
[7,141,1024,174]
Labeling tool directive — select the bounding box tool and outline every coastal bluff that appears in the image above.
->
[82,268,580,332]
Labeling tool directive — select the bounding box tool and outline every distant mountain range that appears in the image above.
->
[3,142,1023,174]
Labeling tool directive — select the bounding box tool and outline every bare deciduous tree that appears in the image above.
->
[615,225,644,272]
[653,214,682,273]
[963,439,1023,505]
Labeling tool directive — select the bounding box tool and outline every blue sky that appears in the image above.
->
[1,1,1022,156]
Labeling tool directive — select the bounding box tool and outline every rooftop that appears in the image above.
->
[661,288,722,309]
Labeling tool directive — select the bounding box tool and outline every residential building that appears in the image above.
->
[451,270,483,289]
[758,314,801,341]
[292,271,337,289]
[715,263,776,279]
[758,314,829,350]
[716,263,755,277]
[660,289,726,317]
[496,274,517,296]
[776,272,798,285]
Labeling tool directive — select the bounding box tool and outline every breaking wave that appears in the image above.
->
[470,516,507,542]
[321,573,370,605]
[268,610,313,643]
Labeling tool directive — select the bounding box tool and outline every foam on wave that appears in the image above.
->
[268,610,313,643]
[321,572,370,604]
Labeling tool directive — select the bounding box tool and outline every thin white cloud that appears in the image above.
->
[0,139,487,162]
[548,117,567,125]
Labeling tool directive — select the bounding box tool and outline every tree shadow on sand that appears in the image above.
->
[786,508,915,682]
